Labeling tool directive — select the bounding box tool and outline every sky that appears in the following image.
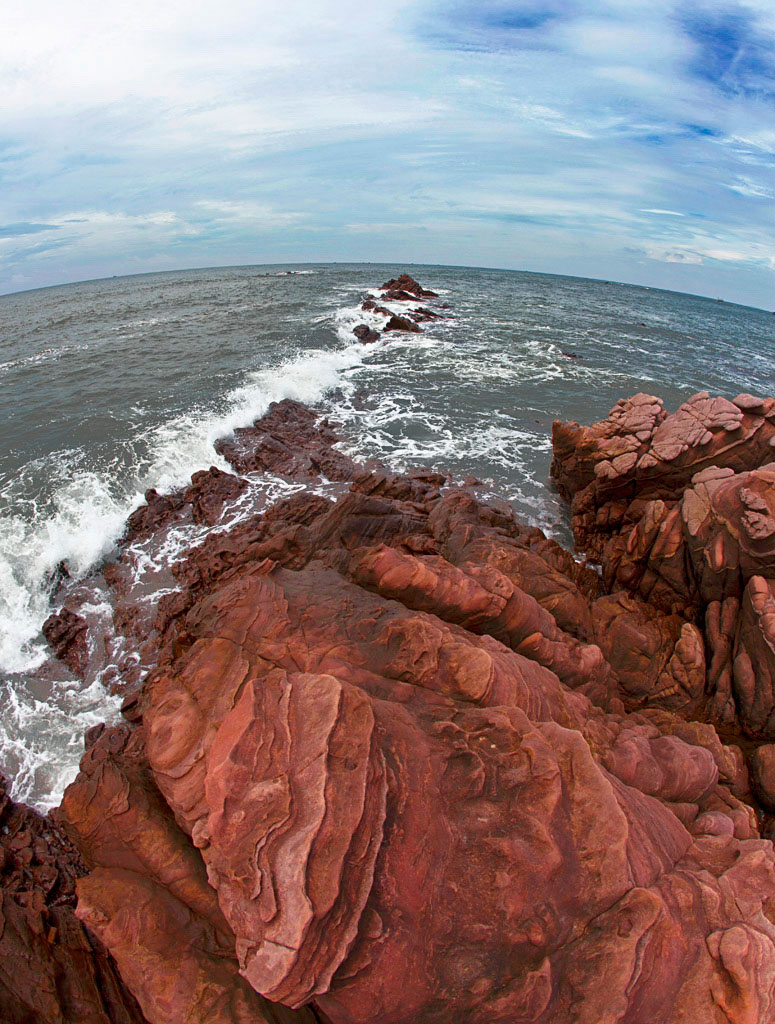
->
[1,0,773,307]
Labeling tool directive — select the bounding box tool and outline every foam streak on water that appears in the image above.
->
[1,263,773,807]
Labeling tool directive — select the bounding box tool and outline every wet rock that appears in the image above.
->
[352,324,380,344]
[124,467,247,544]
[23,295,775,1024]
[379,273,438,298]
[214,398,359,481]
[51,390,775,1022]
[42,608,90,678]
[383,315,421,334]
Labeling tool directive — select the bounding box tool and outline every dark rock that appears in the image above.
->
[379,273,438,298]
[42,608,89,678]
[352,324,380,344]
[750,744,775,812]
[384,315,422,334]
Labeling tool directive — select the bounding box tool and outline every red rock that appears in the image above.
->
[379,273,438,298]
[750,744,775,812]
[592,591,705,713]
[24,338,775,1022]
[352,324,380,344]
[0,772,146,1024]
[214,399,359,481]
[58,727,316,1024]
[383,315,422,334]
[125,467,247,544]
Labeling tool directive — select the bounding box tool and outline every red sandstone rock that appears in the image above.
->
[552,393,775,742]
[352,324,380,344]
[592,591,705,713]
[125,467,247,544]
[214,399,359,481]
[750,744,775,813]
[0,771,146,1024]
[379,273,438,298]
[58,727,317,1024]
[24,313,775,1023]
[66,429,771,1021]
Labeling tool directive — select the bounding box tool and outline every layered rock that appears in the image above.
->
[46,389,775,1023]
[14,282,775,1024]
[551,391,775,746]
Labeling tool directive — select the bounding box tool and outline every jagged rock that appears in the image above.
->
[0,771,146,1024]
[42,607,90,678]
[352,324,380,344]
[57,403,775,1022]
[592,592,705,713]
[125,467,247,544]
[379,274,438,298]
[214,399,359,481]
[383,315,421,334]
[22,286,775,1023]
[552,393,775,741]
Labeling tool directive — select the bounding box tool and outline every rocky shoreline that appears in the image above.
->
[4,276,775,1022]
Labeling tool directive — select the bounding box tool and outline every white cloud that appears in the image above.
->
[640,209,686,216]
[0,0,773,306]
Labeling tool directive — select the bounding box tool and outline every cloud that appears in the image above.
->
[640,209,686,216]
[0,222,59,238]
[0,0,773,307]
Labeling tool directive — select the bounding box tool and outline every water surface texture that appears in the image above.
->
[1,263,772,806]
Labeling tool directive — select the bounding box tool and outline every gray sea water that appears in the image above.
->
[1,262,773,807]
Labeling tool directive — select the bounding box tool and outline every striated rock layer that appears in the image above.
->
[551,391,775,747]
[15,280,775,1023]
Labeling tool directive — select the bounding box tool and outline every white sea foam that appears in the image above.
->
[0,336,373,808]
[0,344,89,376]
[0,341,367,677]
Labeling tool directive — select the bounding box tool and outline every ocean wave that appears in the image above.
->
[0,344,89,376]
[0,341,367,678]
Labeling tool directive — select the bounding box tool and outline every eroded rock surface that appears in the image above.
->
[551,392,775,746]
[14,287,775,1023]
[42,385,775,1023]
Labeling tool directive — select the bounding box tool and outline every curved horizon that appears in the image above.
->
[2,1,774,309]
[1,258,772,314]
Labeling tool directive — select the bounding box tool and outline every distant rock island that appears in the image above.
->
[3,276,775,1024]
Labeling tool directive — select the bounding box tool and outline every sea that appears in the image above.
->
[1,262,773,809]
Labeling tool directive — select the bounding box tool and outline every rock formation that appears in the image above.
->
[9,280,775,1023]
[551,391,775,745]
[0,770,146,1023]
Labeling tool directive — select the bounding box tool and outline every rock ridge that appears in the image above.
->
[6,278,775,1023]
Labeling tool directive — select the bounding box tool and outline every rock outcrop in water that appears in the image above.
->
[15,280,775,1024]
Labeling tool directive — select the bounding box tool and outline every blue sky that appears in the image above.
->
[1,0,773,307]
